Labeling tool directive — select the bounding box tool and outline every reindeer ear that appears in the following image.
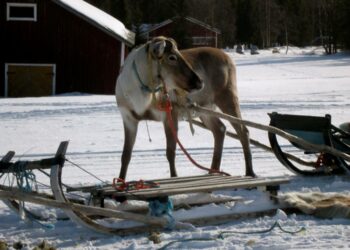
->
[168,38,177,47]
[150,40,166,59]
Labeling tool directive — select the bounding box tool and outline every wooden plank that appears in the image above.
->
[148,175,252,186]
[0,184,83,204]
[1,151,15,163]
[182,209,278,227]
[0,157,66,173]
[148,174,238,184]
[152,175,253,189]
[109,177,289,199]
[55,141,69,159]
[67,175,223,193]
[67,175,250,193]
[0,141,68,173]
[104,176,286,194]
[111,195,244,214]
[66,175,216,193]
[0,189,192,230]
[101,175,250,191]
[67,183,111,193]
[0,151,15,174]
[101,175,255,195]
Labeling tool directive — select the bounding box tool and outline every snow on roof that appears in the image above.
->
[53,0,135,46]
[140,16,221,37]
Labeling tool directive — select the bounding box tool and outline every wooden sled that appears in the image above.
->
[1,141,289,235]
[189,105,350,176]
[0,146,71,222]
[268,112,350,176]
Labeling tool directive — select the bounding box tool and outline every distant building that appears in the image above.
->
[139,16,221,49]
[1,0,135,97]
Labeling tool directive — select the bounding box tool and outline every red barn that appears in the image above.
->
[1,0,134,97]
[140,16,221,49]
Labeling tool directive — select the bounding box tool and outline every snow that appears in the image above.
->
[1,47,350,249]
[54,0,135,45]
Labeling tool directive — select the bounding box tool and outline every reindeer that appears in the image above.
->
[116,37,255,180]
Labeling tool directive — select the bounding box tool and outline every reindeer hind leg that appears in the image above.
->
[216,94,255,177]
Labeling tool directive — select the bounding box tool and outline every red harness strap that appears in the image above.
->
[158,92,230,176]
[113,178,159,191]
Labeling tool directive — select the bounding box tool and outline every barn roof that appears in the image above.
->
[140,16,221,36]
[52,0,135,46]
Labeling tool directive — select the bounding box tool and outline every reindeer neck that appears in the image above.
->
[133,46,162,95]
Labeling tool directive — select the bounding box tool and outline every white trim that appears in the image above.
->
[53,0,134,46]
[4,63,56,97]
[192,36,215,46]
[120,42,125,66]
[4,64,8,97]
[6,3,37,22]
[52,64,56,95]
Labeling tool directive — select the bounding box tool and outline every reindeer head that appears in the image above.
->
[148,36,202,92]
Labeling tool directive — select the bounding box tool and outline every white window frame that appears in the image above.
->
[6,3,37,22]
[192,36,214,46]
[5,63,56,97]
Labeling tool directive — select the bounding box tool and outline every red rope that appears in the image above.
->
[158,94,230,176]
[113,178,159,191]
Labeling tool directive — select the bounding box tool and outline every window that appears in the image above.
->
[6,3,37,21]
[192,37,214,46]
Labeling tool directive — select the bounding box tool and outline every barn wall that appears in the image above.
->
[1,0,122,96]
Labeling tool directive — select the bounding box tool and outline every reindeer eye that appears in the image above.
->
[168,54,177,62]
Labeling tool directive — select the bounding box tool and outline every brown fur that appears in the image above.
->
[280,192,350,218]
[178,47,254,176]
[116,38,254,179]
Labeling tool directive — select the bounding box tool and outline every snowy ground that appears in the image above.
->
[1,47,350,249]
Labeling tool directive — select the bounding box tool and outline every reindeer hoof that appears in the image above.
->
[246,172,257,178]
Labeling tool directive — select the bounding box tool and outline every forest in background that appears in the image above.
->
[87,0,350,53]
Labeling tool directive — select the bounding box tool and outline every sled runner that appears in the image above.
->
[268,112,350,176]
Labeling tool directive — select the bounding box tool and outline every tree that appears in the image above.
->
[86,0,350,51]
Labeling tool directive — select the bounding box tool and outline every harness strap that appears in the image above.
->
[158,82,231,176]
[132,60,162,93]
[112,178,159,192]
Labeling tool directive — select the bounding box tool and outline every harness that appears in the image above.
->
[132,60,163,94]
[131,48,165,107]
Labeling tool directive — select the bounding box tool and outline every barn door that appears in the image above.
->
[6,64,55,97]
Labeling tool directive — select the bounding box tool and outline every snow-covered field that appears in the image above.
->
[1,47,350,249]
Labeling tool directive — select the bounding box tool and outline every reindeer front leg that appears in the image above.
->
[119,118,139,180]
[163,111,178,177]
